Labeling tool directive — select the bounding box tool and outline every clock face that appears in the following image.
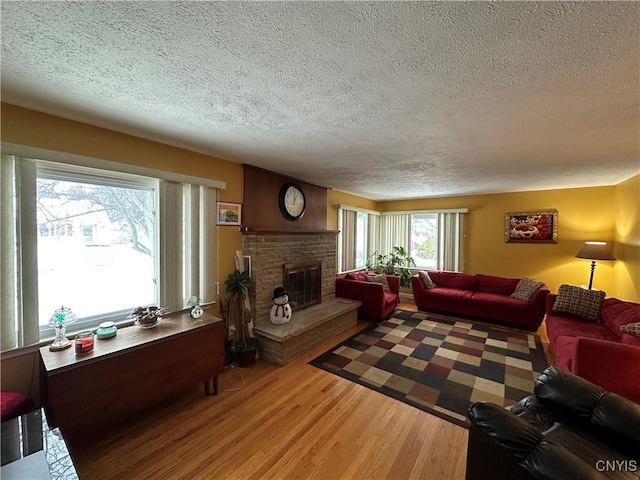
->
[279,183,306,220]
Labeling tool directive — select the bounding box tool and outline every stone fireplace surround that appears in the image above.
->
[242,233,337,328]
[242,232,360,365]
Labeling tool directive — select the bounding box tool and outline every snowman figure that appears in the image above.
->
[270,287,292,325]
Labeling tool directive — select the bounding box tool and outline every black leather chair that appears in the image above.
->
[466,366,640,480]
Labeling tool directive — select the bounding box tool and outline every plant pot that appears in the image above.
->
[224,339,237,366]
[236,342,257,368]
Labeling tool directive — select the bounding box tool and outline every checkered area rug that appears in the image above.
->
[309,309,550,428]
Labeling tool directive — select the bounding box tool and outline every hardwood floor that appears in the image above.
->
[69,299,551,480]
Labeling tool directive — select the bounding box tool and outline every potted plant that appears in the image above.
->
[223,269,257,367]
[128,305,168,328]
[365,246,416,288]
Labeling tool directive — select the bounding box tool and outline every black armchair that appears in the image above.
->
[466,366,640,480]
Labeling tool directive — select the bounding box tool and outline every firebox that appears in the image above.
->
[283,261,322,310]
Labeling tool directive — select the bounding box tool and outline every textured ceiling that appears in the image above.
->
[1,1,639,201]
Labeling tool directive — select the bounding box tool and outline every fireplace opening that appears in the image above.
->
[283,261,322,310]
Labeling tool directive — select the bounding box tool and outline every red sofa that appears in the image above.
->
[411,271,550,330]
[545,294,640,404]
[335,272,400,321]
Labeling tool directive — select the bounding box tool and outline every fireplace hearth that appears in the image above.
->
[284,261,322,310]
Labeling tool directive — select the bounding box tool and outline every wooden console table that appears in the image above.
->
[39,311,225,438]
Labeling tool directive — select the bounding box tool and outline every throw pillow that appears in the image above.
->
[366,274,391,292]
[620,322,640,337]
[511,278,544,302]
[418,271,436,289]
[552,284,606,322]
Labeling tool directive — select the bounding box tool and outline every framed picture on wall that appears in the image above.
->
[505,210,558,243]
[217,202,242,226]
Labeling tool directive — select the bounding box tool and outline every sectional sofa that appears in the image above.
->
[545,292,640,404]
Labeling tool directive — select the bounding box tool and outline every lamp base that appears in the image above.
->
[49,324,72,351]
[49,340,72,351]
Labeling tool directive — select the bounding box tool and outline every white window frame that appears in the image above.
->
[1,144,224,352]
[35,163,160,338]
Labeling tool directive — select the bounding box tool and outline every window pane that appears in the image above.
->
[411,214,438,269]
[355,212,367,269]
[37,178,156,327]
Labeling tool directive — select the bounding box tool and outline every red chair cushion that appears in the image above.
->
[1,391,34,422]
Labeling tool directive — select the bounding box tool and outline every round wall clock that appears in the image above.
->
[279,183,306,221]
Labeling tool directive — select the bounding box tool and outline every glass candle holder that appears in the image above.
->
[75,331,95,355]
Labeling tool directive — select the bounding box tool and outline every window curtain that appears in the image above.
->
[1,155,40,350]
[183,184,217,306]
[160,181,218,312]
[340,209,357,272]
[380,213,410,255]
[438,212,466,271]
[367,213,380,261]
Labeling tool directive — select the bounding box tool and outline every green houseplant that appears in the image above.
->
[222,269,257,367]
[365,246,416,288]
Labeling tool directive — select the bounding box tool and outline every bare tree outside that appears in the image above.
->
[36,178,156,325]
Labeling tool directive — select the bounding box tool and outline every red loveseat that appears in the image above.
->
[335,272,400,321]
[545,295,640,404]
[411,271,550,330]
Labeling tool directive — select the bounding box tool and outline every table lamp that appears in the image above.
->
[48,306,77,351]
[575,241,616,290]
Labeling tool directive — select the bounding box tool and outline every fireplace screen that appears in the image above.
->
[283,261,322,310]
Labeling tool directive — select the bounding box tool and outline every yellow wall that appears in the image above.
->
[381,187,630,298]
[1,103,244,278]
[614,174,640,301]
[329,184,639,300]
[327,189,381,230]
[1,103,638,398]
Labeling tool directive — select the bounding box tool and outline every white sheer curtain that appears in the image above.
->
[438,212,466,271]
[139,180,220,314]
[1,155,40,350]
[340,209,357,272]
[367,213,380,262]
[380,213,410,256]
[183,184,217,306]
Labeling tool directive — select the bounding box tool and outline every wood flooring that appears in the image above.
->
[69,299,551,480]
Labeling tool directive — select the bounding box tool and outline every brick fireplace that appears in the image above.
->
[242,233,337,328]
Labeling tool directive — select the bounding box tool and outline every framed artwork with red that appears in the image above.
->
[505,210,557,243]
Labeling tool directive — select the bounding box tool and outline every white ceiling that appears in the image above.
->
[1,1,639,201]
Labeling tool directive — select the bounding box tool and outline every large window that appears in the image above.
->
[339,206,466,274]
[36,173,157,335]
[410,213,438,269]
[1,154,220,351]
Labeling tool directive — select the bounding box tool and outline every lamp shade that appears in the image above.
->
[575,242,616,261]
